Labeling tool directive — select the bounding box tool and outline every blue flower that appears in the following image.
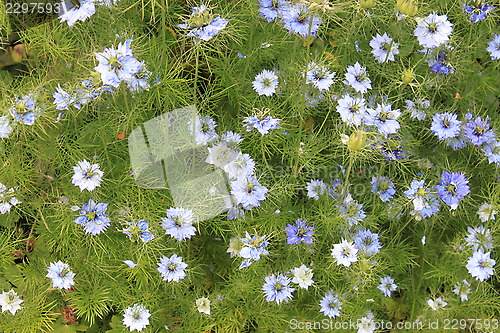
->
[435,171,470,210]
[178,5,228,41]
[285,219,314,245]
[366,104,401,136]
[371,176,396,202]
[463,3,495,23]
[281,3,321,38]
[53,85,76,110]
[161,207,196,241]
[230,175,268,209]
[430,113,461,140]
[464,115,496,146]
[239,232,269,262]
[157,254,188,282]
[251,70,279,97]
[46,261,75,289]
[9,94,41,125]
[73,199,111,235]
[262,273,295,304]
[122,220,155,242]
[465,226,494,251]
[337,194,366,226]
[304,62,336,91]
[354,229,382,257]
[0,116,13,139]
[243,115,280,135]
[486,34,500,60]
[482,139,500,165]
[58,0,96,27]
[378,276,397,297]
[430,51,454,75]
[404,180,440,220]
[319,291,342,318]
[258,0,288,22]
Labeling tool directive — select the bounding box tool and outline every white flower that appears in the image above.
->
[414,13,453,48]
[336,94,368,126]
[123,260,138,268]
[227,237,243,258]
[357,314,376,333]
[466,249,496,282]
[486,34,500,60]
[196,297,211,315]
[0,290,23,315]
[304,62,336,91]
[205,142,239,169]
[0,183,20,215]
[123,304,151,332]
[452,279,471,302]
[427,297,447,310]
[0,115,13,138]
[46,261,75,289]
[223,153,255,179]
[71,160,104,191]
[343,62,371,94]
[291,265,314,289]
[306,179,327,200]
[331,239,358,267]
[252,70,279,96]
[477,202,497,222]
[369,33,399,63]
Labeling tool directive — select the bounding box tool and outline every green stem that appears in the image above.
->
[194,46,200,104]
[342,154,354,196]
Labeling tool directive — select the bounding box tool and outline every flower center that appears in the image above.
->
[428,23,438,33]
[188,11,214,28]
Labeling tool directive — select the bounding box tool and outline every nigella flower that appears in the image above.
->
[243,115,280,135]
[258,0,288,22]
[9,93,41,125]
[52,85,76,110]
[429,50,454,75]
[227,237,244,258]
[466,249,496,282]
[0,183,20,215]
[464,115,496,146]
[319,291,342,318]
[414,13,453,48]
[343,62,372,94]
[190,115,219,145]
[291,265,314,289]
[337,194,366,226]
[366,104,401,136]
[58,0,96,27]
[126,64,152,92]
[239,231,269,262]
[465,226,494,251]
[178,5,228,41]
[122,220,155,242]
[444,130,468,150]
[477,202,497,222]
[157,254,188,282]
[331,239,358,267]
[285,219,314,245]
[403,179,440,219]
[94,40,143,88]
[463,3,495,23]
[230,175,268,209]
[405,99,430,120]
[224,153,255,179]
[73,199,111,235]
[71,160,103,191]
[306,179,327,200]
[357,313,376,333]
[452,279,471,302]
[427,297,448,310]
[304,62,336,91]
[0,115,13,139]
[354,229,382,257]
[196,297,211,315]
[369,33,399,63]
[122,304,151,332]
[252,70,279,96]
[205,141,239,169]
[482,139,500,165]
[430,113,461,140]
[281,3,322,38]
[161,207,196,241]
[46,261,75,289]
[262,273,296,304]
[336,94,368,126]
[0,289,24,315]
[486,34,500,60]
[371,176,396,202]
[435,171,470,210]
[377,276,397,297]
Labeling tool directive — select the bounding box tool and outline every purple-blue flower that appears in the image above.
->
[285,219,314,245]
[73,199,111,235]
[354,229,382,257]
[178,5,228,41]
[122,220,155,242]
[371,176,396,202]
[464,116,496,146]
[281,3,321,38]
[430,51,454,75]
[435,171,470,210]
[258,0,288,22]
[404,179,440,220]
[463,3,495,23]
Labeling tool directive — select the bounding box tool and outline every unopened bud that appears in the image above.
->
[359,0,376,9]
[401,69,415,84]
[348,130,366,151]
[396,0,418,16]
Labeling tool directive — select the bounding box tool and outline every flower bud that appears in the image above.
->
[401,69,415,84]
[348,130,366,151]
[396,0,418,16]
[359,0,376,9]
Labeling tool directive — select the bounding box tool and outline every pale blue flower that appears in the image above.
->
[0,116,13,139]
[230,175,268,209]
[46,261,75,289]
[161,207,196,241]
[377,276,397,297]
[9,94,41,125]
[157,254,188,282]
[123,220,155,242]
[262,273,295,304]
[59,0,96,27]
[73,199,111,235]
[178,5,228,41]
[319,291,342,318]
